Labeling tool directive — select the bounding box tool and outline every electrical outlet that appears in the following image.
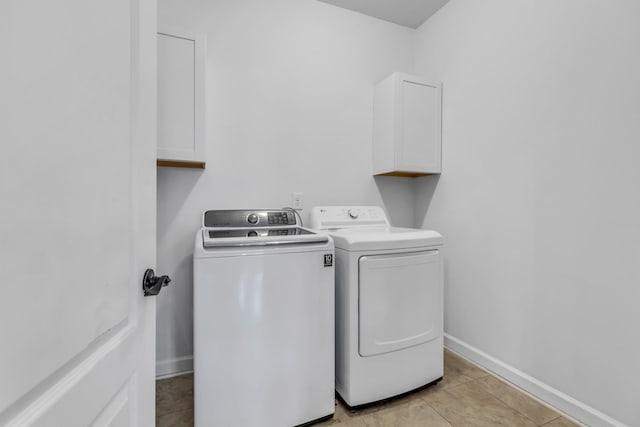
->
[292,192,303,210]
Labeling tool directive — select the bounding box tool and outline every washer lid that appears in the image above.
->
[328,227,443,251]
[202,227,329,248]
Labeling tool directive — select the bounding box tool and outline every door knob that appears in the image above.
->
[142,268,172,296]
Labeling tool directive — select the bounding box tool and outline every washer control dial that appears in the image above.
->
[247,213,259,224]
[348,209,358,219]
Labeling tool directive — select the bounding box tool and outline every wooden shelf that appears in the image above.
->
[157,159,206,169]
[375,171,434,178]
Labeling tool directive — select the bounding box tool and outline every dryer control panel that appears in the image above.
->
[309,206,389,230]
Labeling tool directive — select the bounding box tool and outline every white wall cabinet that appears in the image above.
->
[373,72,442,177]
[157,29,206,168]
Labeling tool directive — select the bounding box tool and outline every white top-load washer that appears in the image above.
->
[193,209,335,426]
[309,206,444,408]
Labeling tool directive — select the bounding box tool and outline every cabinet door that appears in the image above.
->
[396,76,442,173]
[157,30,205,162]
[372,72,442,176]
[358,250,442,357]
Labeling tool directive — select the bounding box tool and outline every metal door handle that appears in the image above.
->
[142,268,172,296]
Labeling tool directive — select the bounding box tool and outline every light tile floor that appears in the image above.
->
[156,349,582,427]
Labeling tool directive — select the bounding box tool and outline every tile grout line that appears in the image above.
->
[478,371,584,426]
[421,376,552,427]
[474,379,561,426]
[489,393,561,426]
[539,416,563,427]
[446,349,584,426]
[417,382,467,427]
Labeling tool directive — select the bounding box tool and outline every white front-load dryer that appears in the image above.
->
[310,206,444,408]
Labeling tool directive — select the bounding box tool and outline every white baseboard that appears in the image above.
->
[155,355,193,379]
[444,334,626,427]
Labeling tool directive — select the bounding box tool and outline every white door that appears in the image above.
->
[0,0,157,426]
[359,250,442,357]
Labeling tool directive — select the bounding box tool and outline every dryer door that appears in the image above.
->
[359,249,442,357]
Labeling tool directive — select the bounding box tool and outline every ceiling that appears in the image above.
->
[317,0,450,29]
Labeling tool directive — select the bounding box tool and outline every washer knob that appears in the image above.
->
[348,209,358,219]
[247,213,259,224]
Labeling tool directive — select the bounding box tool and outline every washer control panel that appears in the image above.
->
[267,211,292,225]
[204,209,296,228]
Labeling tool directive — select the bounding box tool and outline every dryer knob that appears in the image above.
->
[348,209,358,219]
[247,213,259,224]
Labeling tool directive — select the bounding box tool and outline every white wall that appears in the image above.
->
[157,2,640,425]
[156,0,416,376]
[413,1,640,426]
